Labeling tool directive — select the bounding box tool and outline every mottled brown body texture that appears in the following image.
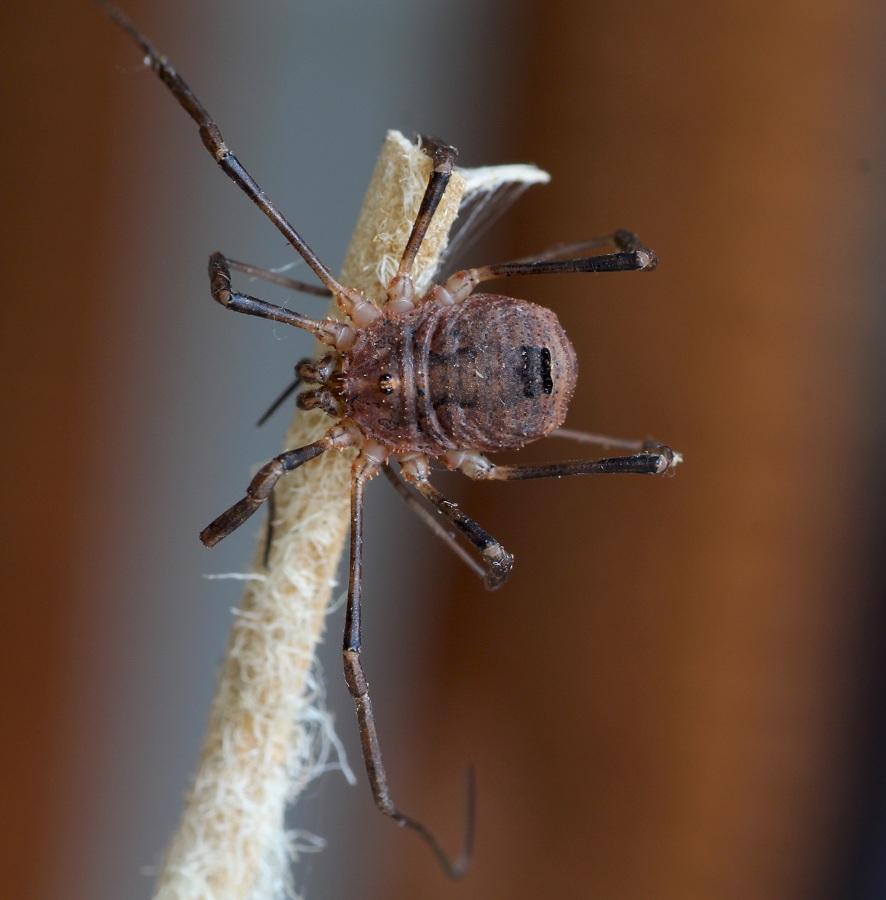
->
[341,294,578,454]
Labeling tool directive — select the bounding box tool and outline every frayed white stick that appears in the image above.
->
[153,130,546,900]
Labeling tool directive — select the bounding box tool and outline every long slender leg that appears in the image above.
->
[207,253,348,347]
[395,139,459,281]
[442,229,657,301]
[343,469,474,878]
[199,424,355,547]
[256,372,304,428]
[257,353,342,427]
[491,230,653,267]
[394,460,513,589]
[100,2,347,296]
[381,464,507,589]
[548,428,665,453]
[452,442,678,481]
[225,257,331,298]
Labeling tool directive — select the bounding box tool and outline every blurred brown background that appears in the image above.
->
[2,1,885,899]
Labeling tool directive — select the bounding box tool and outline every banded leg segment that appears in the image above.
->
[498,230,656,267]
[396,139,458,280]
[443,229,657,301]
[199,426,355,547]
[452,442,678,481]
[100,2,346,296]
[343,469,474,879]
[381,464,488,583]
[396,460,513,590]
[208,252,350,347]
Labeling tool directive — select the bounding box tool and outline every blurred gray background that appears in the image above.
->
[3,1,886,899]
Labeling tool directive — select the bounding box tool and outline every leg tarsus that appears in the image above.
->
[343,470,474,878]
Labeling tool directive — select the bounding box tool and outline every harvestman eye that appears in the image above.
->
[102,1,680,879]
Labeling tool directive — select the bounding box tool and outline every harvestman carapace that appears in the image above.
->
[102,2,679,877]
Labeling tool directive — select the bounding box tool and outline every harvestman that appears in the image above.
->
[102,2,679,877]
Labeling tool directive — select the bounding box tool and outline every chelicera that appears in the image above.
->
[104,2,678,878]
